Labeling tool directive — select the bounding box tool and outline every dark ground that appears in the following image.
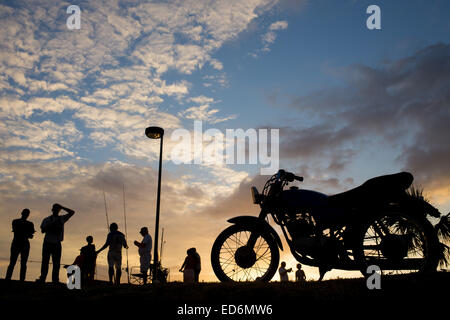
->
[1,272,448,318]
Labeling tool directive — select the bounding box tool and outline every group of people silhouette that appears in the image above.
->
[4,205,158,285]
[4,205,203,285]
[278,261,307,282]
[5,204,75,283]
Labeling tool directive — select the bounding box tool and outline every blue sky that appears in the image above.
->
[1,0,449,282]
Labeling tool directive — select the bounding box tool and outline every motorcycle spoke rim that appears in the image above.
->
[219,230,272,281]
[362,214,427,274]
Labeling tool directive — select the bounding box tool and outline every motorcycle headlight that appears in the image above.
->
[251,186,263,204]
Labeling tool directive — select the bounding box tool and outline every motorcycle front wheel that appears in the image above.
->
[211,224,279,282]
[354,211,440,276]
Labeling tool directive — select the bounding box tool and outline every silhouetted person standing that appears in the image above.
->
[179,248,196,283]
[5,209,35,281]
[134,227,152,284]
[97,223,128,285]
[80,236,96,284]
[278,261,292,282]
[38,203,75,283]
[295,263,306,283]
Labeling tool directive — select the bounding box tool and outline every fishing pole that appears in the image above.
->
[101,188,111,281]
[103,188,110,231]
[123,183,130,284]
[160,227,165,265]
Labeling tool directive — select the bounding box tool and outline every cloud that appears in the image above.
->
[198,174,266,218]
[0,119,82,161]
[252,19,289,57]
[209,58,224,70]
[0,0,281,166]
[262,20,288,50]
[269,20,288,31]
[190,95,215,105]
[179,96,236,124]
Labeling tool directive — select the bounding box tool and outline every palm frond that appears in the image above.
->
[435,213,450,240]
[436,213,450,268]
[438,242,450,268]
[406,185,429,202]
[406,185,441,218]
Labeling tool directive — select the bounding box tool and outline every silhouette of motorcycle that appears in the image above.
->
[211,169,441,282]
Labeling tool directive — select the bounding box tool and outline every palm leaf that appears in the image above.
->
[435,213,450,268]
[435,213,450,240]
[438,242,450,268]
[406,185,441,218]
[406,186,449,266]
[406,185,429,202]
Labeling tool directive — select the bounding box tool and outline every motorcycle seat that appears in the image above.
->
[327,172,413,208]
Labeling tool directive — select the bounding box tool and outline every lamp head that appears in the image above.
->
[145,126,164,139]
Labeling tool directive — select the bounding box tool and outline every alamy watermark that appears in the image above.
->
[366,265,381,289]
[366,5,381,30]
[66,265,81,289]
[170,121,279,175]
[66,5,81,30]
[65,4,381,31]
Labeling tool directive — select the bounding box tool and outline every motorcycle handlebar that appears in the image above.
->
[277,170,303,182]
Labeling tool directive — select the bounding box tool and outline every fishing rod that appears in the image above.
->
[100,187,110,281]
[103,188,110,231]
[123,183,130,284]
[160,227,165,265]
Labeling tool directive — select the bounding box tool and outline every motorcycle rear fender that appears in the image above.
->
[227,216,283,250]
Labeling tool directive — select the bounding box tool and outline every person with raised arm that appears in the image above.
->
[37,203,75,284]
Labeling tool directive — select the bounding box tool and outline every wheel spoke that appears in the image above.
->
[214,227,277,282]
[360,212,431,275]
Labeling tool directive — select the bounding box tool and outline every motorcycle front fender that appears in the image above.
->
[227,215,283,250]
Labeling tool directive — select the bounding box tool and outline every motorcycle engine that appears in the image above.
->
[286,213,319,255]
[286,213,315,238]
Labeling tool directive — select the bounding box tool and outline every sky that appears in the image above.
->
[1,0,449,283]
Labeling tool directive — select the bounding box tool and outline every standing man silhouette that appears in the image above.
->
[134,227,152,284]
[37,203,75,283]
[97,222,128,285]
[5,209,35,281]
[80,236,96,284]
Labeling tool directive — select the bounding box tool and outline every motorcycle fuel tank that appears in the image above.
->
[279,189,328,210]
[279,189,349,225]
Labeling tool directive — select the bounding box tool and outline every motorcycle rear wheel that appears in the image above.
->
[354,211,439,276]
[211,224,279,282]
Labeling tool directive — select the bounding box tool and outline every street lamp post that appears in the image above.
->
[145,126,164,283]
